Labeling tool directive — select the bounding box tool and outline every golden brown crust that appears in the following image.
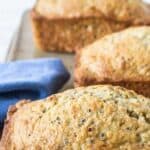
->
[1,85,150,149]
[31,0,150,52]
[31,10,129,52]
[0,100,30,150]
[35,0,150,24]
[75,26,150,97]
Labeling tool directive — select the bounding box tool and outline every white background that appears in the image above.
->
[0,0,35,62]
[0,0,149,62]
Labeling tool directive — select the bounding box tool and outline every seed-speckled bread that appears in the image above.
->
[31,0,150,52]
[75,26,150,97]
[1,85,150,149]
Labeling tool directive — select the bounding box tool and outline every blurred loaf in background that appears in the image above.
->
[75,26,150,97]
[31,0,150,52]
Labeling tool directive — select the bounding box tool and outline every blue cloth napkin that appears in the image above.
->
[0,58,70,127]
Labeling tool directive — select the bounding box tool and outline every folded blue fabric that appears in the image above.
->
[0,58,70,127]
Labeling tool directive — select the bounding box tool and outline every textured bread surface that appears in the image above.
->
[31,0,150,52]
[31,11,128,52]
[75,26,150,97]
[36,0,150,24]
[1,85,150,149]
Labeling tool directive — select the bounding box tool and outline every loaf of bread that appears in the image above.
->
[31,0,150,52]
[1,85,150,149]
[75,26,150,97]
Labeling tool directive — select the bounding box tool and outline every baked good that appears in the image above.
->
[31,0,150,52]
[75,26,150,97]
[1,85,150,149]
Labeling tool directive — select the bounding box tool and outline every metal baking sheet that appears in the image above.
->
[6,11,74,91]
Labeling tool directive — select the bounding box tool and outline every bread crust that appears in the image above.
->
[75,26,150,97]
[0,100,30,150]
[31,9,129,52]
[31,0,150,52]
[35,0,150,24]
[0,85,150,149]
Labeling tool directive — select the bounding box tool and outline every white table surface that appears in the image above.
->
[0,0,149,63]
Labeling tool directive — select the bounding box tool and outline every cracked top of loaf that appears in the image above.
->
[1,85,150,149]
[75,26,150,84]
[35,0,150,24]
